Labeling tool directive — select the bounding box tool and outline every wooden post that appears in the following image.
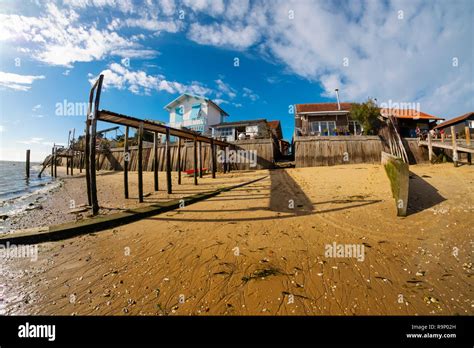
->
[54,148,57,178]
[193,136,198,185]
[26,150,30,178]
[79,151,82,174]
[227,145,232,173]
[223,146,227,173]
[177,137,182,185]
[199,141,203,178]
[166,127,172,194]
[51,146,54,177]
[451,126,458,167]
[66,156,69,175]
[85,121,91,205]
[465,126,471,146]
[441,132,445,143]
[211,139,216,179]
[89,75,104,215]
[124,126,129,199]
[153,131,159,191]
[138,123,144,203]
[70,155,73,176]
[428,132,433,163]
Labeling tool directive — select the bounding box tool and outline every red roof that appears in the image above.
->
[267,120,281,129]
[380,108,443,120]
[295,102,352,113]
[434,112,474,129]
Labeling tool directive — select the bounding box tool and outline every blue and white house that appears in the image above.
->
[164,94,229,135]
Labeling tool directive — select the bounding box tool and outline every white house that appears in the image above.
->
[164,94,229,135]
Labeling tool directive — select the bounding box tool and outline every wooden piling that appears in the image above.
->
[193,136,198,185]
[451,126,458,167]
[138,123,144,203]
[85,121,91,205]
[166,127,172,194]
[466,126,471,146]
[89,75,103,215]
[54,148,57,178]
[26,150,30,178]
[177,137,182,185]
[223,146,227,173]
[79,151,82,173]
[199,141,203,178]
[153,131,159,191]
[427,132,433,163]
[51,146,54,177]
[70,155,73,176]
[124,126,129,199]
[211,139,216,179]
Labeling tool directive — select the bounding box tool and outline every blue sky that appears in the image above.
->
[0,0,472,161]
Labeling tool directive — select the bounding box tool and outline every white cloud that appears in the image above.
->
[0,3,157,67]
[0,71,45,91]
[0,125,4,133]
[91,63,213,96]
[32,104,42,111]
[187,23,260,50]
[215,79,237,99]
[242,87,259,101]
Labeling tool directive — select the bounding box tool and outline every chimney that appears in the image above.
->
[335,88,341,110]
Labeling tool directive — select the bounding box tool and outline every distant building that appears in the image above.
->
[294,102,444,138]
[380,108,444,138]
[164,94,229,135]
[434,112,474,136]
[294,102,360,137]
[210,119,270,142]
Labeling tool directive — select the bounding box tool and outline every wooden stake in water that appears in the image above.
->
[26,149,30,178]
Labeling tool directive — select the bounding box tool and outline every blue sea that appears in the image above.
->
[0,161,60,216]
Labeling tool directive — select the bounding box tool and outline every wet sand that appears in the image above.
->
[1,163,472,315]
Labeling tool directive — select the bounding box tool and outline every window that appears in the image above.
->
[348,120,363,135]
[309,121,336,135]
[218,127,233,136]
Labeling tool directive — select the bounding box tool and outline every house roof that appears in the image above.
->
[164,93,229,116]
[380,108,443,120]
[295,102,352,113]
[267,120,281,130]
[434,112,474,129]
[210,118,267,128]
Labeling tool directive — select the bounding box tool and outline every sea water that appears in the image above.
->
[0,161,60,217]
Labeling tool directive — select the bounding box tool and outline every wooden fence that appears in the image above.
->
[295,136,429,167]
[63,138,275,172]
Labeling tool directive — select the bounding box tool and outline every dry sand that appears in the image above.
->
[1,163,472,315]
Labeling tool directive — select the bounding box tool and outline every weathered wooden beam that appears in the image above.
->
[138,123,144,203]
[177,137,182,185]
[166,127,172,194]
[223,146,227,173]
[85,121,91,205]
[89,75,104,215]
[153,131,159,191]
[211,139,216,179]
[79,151,83,174]
[26,150,30,178]
[54,148,57,178]
[124,125,129,199]
[70,153,73,176]
[199,141,203,178]
[466,126,471,146]
[51,145,54,177]
[451,126,458,167]
[428,132,433,163]
[193,136,198,185]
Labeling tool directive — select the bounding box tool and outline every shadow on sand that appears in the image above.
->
[407,171,446,215]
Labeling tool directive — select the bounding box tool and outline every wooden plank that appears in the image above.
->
[138,123,144,203]
[451,126,458,167]
[193,137,198,185]
[124,126,129,199]
[166,128,172,194]
[177,137,182,184]
[199,141,203,178]
[428,132,433,163]
[211,139,216,179]
[382,152,409,217]
[154,131,159,191]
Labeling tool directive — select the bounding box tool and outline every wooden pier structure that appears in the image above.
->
[85,74,232,215]
[418,126,473,166]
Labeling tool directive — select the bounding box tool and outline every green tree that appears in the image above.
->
[350,98,381,135]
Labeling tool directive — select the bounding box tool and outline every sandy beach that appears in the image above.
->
[1,163,472,315]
